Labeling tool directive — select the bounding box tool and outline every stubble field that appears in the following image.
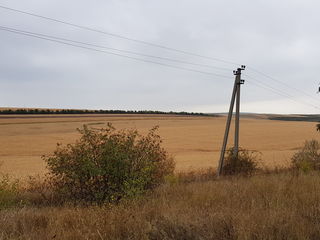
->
[0,114,318,178]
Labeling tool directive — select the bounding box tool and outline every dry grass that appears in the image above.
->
[1,171,320,239]
[0,114,319,178]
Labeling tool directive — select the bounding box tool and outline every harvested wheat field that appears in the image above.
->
[0,114,319,178]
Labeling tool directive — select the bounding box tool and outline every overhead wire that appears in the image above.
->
[246,67,320,104]
[0,26,318,111]
[0,26,231,79]
[248,80,320,111]
[1,4,319,105]
[244,75,320,111]
[0,25,232,72]
[0,4,239,66]
[0,4,319,111]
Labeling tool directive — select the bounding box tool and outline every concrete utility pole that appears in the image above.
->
[217,65,245,177]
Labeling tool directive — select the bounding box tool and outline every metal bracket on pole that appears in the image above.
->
[216,65,245,177]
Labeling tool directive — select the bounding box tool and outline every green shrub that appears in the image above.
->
[222,148,260,176]
[292,140,320,172]
[43,124,175,204]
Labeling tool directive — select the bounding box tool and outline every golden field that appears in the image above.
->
[0,114,319,178]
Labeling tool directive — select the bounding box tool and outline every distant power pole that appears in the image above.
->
[217,65,245,177]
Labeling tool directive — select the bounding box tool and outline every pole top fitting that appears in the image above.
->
[234,65,246,75]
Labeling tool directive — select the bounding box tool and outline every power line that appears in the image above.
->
[1,4,319,110]
[2,4,318,105]
[2,26,317,111]
[248,80,319,110]
[247,77,320,110]
[0,25,232,72]
[0,4,239,66]
[0,27,231,79]
[245,76,320,111]
[244,72,320,108]
[246,67,320,104]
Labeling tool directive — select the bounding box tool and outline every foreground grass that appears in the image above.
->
[1,172,320,239]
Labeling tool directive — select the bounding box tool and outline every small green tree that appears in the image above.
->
[292,140,320,172]
[43,124,175,204]
[222,148,260,176]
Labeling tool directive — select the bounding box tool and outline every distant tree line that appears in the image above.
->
[0,108,211,116]
[269,115,320,123]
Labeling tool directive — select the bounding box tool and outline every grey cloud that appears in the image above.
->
[0,0,319,113]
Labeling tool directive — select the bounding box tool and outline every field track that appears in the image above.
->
[0,114,319,178]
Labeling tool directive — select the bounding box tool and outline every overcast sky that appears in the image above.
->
[0,0,319,114]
